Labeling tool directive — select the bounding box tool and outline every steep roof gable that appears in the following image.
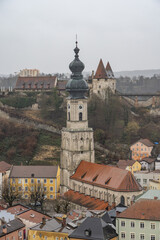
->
[71,161,142,192]
[94,59,107,79]
[0,161,11,172]
[106,62,114,78]
[131,138,154,148]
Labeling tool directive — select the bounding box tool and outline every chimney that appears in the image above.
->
[42,217,46,225]
[91,70,94,79]
[154,196,158,200]
[2,225,7,234]
[62,216,66,227]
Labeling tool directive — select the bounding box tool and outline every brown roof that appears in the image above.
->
[57,80,68,90]
[18,209,51,224]
[118,199,160,221]
[106,62,114,78]
[64,190,108,210]
[71,161,142,192]
[0,161,11,173]
[131,138,154,147]
[9,166,58,178]
[15,76,57,89]
[139,158,155,164]
[7,204,29,215]
[117,160,136,169]
[94,59,107,79]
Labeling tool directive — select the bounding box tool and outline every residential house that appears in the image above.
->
[69,217,118,240]
[130,139,154,161]
[9,165,60,200]
[149,179,160,190]
[134,170,160,190]
[139,157,155,171]
[136,189,160,201]
[66,161,142,207]
[15,76,57,91]
[19,69,40,77]
[0,161,11,198]
[116,199,160,240]
[28,216,76,240]
[108,203,128,227]
[117,160,141,174]
[0,219,25,240]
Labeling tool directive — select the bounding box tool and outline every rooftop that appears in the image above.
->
[94,59,107,79]
[0,161,11,173]
[131,138,154,147]
[118,199,160,220]
[9,165,59,178]
[139,157,155,163]
[136,190,160,201]
[0,219,25,236]
[117,160,137,169]
[17,209,51,224]
[64,190,109,210]
[71,161,142,192]
[6,204,29,215]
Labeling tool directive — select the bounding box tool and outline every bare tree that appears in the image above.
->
[2,180,19,207]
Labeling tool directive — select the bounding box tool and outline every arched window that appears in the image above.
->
[79,112,82,121]
[120,195,125,205]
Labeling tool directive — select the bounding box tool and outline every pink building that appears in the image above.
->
[0,219,25,240]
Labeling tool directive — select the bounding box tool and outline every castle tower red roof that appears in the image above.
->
[94,59,107,79]
[106,62,114,78]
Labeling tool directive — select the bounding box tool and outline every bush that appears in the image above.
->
[0,96,36,108]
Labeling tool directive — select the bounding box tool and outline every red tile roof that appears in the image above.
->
[117,160,137,169]
[64,190,108,210]
[57,80,68,90]
[0,161,11,173]
[118,199,160,220]
[17,209,51,224]
[139,157,155,164]
[71,161,142,192]
[7,204,29,215]
[94,59,107,79]
[15,76,57,90]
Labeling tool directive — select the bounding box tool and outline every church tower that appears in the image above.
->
[60,42,95,194]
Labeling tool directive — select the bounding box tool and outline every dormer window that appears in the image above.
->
[92,175,98,182]
[84,229,91,237]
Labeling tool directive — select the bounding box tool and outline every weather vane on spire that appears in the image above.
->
[76,34,78,47]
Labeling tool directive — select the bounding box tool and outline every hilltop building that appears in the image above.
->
[130,139,154,161]
[19,69,40,77]
[60,43,142,208]
[88,59,116,98]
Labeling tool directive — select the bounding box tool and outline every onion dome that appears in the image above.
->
[66,41,88,99]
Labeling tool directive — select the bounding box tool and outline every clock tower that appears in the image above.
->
[60,42,95,194]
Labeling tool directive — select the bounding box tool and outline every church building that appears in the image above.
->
[60,43,142,209]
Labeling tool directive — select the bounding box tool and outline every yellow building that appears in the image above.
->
[28,217,71,240]
[117,160,141,174]
[9,165,60,200]
[149,179,160,190]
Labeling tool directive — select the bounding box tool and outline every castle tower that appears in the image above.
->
[60,42,95,194]
[92,59,116,98]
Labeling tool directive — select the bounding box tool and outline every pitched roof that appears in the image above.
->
[17,209,51,224]
[9,165,58,178]
[64,190,109,210]
[131,138,154,147]
[69,217,117,240]
[94,59,107,79]
[6,204,29,215]
[117,160,137,169]
[15,76,57,89]
[71,161,142,192]
[0,219,25,236]
[0,161,11,173]
[137,190,160,201]
[57,80,68,90]
[106,62,114,78]
[118,199,160,220]
[139,157,155,164]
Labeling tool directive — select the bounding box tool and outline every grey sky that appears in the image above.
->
[0,0,160,74]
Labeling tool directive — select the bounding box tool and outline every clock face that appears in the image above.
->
[79,105,83,109]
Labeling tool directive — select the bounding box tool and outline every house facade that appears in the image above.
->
[9,166,60,200]
[117,160,141,174]
[116,199,160,240]
[0,219,25,240]
[134,170,160,190]
[130,139,154,161]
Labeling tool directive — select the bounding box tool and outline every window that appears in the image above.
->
[68,112,70,121]
[121,232,125,238]
[25,179,28,183]
[44,187,47,192]
[79,105,83,109]
[50,187,53,192]
[79,112,82,121]
[18,178,21,183]
[50,179,53,184]
[33,235,35,239]
[143,179,147,184]
[19,231,22,237]
[25,195,28,199]
[25,186,28,191]
[121,221,125,227]
[18,187,22,191]
[50,195,53,199]
[140,234,144,240]
[44,179,47,183]
[12,178,15,184]
[130,233,135,239]
[131,221,135,227]
[31,179,34,184]
[151,223,155,229]
[151,235,155,240]
[140,222,144,228]
[37,179,40,184]
[31,186,34,192]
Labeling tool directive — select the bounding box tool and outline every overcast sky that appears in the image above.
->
[0,0,160,75]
